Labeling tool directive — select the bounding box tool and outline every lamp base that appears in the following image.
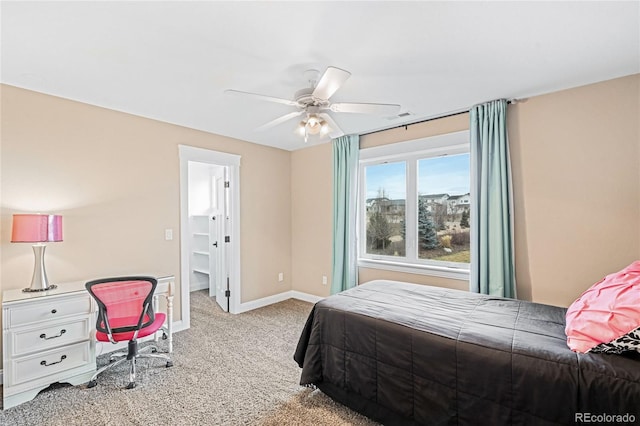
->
[22,244,57,292]
[22,284,57,293]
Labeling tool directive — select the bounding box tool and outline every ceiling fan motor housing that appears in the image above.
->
[294,88,329,109]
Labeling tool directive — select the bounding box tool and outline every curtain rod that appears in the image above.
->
[360,99,517,137]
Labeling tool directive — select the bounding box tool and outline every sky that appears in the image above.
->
[365,153,470,200]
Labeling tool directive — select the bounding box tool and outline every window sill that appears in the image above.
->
[358,258,470,281]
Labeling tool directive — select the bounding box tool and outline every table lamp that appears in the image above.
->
[11,214,63,292]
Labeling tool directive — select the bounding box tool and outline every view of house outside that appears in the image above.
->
[365,153,470,264]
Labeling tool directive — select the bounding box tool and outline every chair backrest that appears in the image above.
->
[86,276,158,335]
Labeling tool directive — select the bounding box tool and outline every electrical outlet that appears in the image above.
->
[278,272,284,282]
[322,275,328,285]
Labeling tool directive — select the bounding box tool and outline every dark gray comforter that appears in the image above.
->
[294,280,640,425]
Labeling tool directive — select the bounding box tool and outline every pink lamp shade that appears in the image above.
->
[11,214,63,243]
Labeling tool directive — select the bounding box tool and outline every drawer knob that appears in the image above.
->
[51,309,57,314]
[40,329,67,340]
[40,355,66,367]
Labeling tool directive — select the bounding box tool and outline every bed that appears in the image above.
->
[294,280,640,425]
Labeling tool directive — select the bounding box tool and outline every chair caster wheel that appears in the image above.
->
[162,333,168,340]
[151,347,157,353]
[166,361,174,368]
[126,382,136,389]
[87,380,97,388]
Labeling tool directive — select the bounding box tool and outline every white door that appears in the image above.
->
[209,167,228,311]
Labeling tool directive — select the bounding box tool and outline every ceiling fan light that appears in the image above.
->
[307,114,320,126]
[307,121,322,135]
[320,121,329,135]
[296,121,306,136]
[307,115,322,135]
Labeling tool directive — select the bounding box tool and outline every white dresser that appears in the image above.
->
[2,281,96,410]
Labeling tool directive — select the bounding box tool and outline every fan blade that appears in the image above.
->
[225,89,297,107]
[255,111,304,132]
[330,102,401,116]
[312,67,351,100]
[320,113,345,139]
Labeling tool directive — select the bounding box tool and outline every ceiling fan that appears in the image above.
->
[225,66,401,142]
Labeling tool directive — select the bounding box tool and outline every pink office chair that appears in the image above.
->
[85,276,173,389]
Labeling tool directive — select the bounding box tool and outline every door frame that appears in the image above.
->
[179,145,241,328]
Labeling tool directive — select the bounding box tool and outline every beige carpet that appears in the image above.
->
[0,290,378,425]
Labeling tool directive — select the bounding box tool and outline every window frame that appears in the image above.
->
[358,130,471,281]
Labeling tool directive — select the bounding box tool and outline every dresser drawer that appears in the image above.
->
[9,316,92,357]
[6,294,92,328]
[9,341,92,387]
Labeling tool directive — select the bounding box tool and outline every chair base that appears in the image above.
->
[87,340,172,389]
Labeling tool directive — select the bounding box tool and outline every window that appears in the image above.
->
[359,131,471,280]
[364,161,406,257]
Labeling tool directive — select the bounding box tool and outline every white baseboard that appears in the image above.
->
[172,319,187,333]
[0,369,3,385]
[190,282,209,292]
[235,291,293,314]
[291,291,324,304]
[234,290,324,314]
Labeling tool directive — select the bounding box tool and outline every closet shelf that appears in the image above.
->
[192,251,209,256]
[193,268,209,275]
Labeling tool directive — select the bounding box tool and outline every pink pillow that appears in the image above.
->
[565,261,640,353]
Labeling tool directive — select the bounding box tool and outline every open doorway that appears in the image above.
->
[179,145,241,328]
[186,162,228,304]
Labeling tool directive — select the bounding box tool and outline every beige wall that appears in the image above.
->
[291,74,640,307]
[360,113,470,150]
[235,142,292,301]
[509,74,640,306]
[291,143,333,297]
[0,85,292,319]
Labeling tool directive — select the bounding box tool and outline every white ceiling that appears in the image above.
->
[2,1,639,151]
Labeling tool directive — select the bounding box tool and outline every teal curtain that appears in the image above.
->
[470,99,516,298]
[331,135,359,295]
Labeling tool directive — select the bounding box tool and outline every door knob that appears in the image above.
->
[212,241,218,247]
